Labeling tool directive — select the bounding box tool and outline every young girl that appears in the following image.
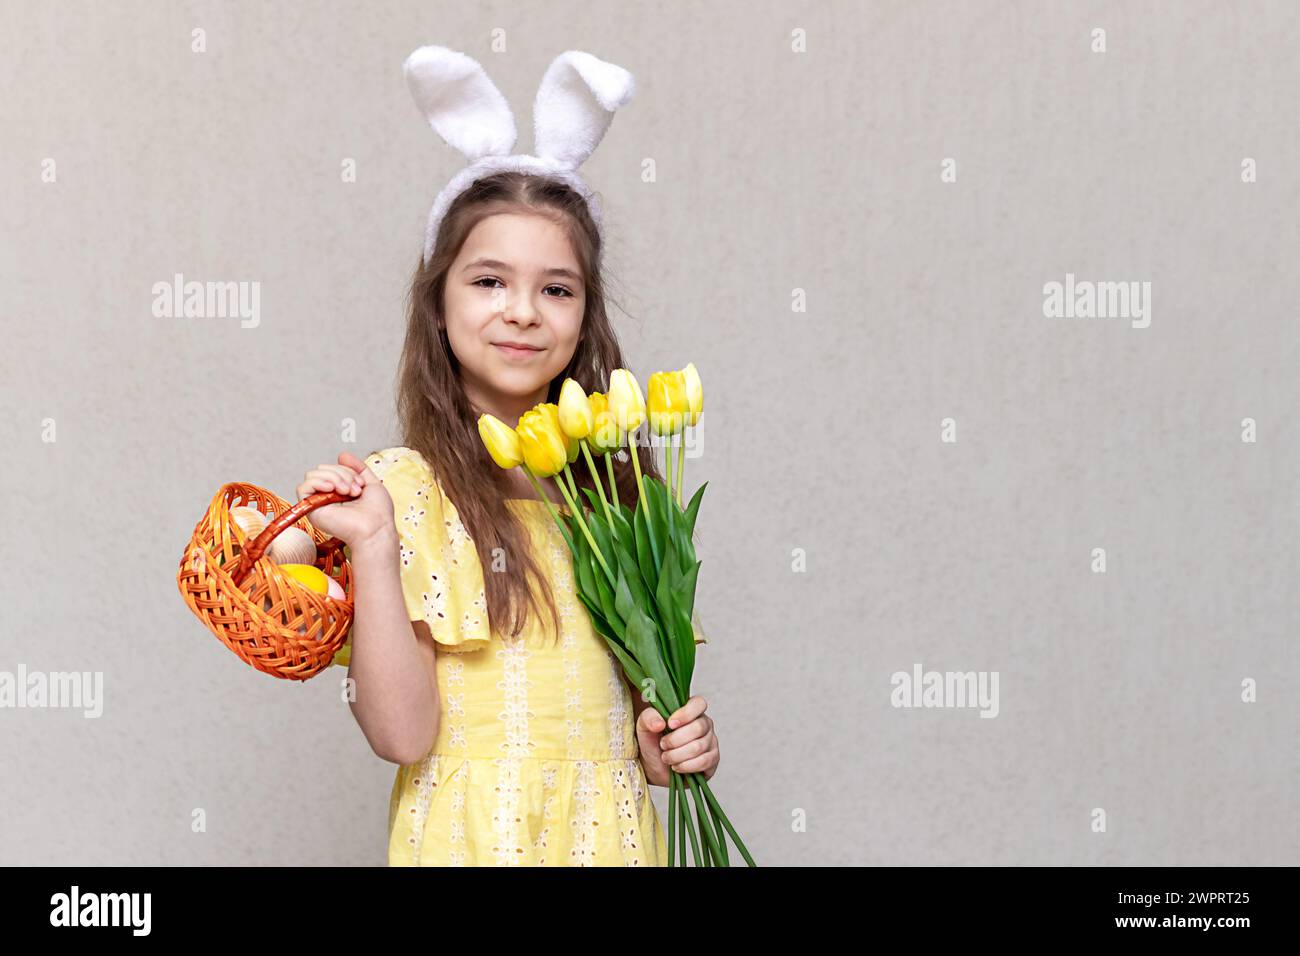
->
[298,171,720,865]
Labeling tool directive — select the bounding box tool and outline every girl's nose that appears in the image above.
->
[504,296,541,325]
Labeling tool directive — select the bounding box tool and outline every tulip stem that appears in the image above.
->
[626,426,661,569]
[670,437,681,504]
[605,453,620,512]
[627,425,648,513]
[676,771,703,866]
[699,778,757,867]
[551,475,616,589]
[681,780,691,863]
[676,432,686,508]
[687,772,728,865]
[667,771,677,866]
[520,464,574,552]
[579,439,614,529]
[561,463,579,501]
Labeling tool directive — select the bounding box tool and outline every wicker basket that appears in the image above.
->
[177,482,354,681]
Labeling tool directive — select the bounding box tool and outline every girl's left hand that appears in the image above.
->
[635,695,719,788]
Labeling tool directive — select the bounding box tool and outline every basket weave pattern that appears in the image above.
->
[177,482,353,681]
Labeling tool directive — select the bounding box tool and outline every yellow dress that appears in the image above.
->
[345,445,674,866]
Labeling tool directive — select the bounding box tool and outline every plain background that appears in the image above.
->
[2,0,1298,865]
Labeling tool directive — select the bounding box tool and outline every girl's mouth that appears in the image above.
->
[493,343,544,360]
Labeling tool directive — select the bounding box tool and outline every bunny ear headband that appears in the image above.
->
[404,45,636,265]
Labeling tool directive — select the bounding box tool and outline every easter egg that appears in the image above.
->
[268,526,317,565]
[279,563,329,595]
[326,576,346,600]
[229,506,268,540]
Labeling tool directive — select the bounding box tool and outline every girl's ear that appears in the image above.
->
[532,50,635,171]
[404,45,518,162]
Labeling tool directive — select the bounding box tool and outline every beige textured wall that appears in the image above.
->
[2,0,1297,865]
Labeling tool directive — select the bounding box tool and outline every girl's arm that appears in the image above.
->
[346,526,441,764]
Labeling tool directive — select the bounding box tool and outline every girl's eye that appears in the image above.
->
[472,277,574,298]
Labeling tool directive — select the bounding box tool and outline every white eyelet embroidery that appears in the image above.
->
[532,762,559,864]
[407,752,440,866]
[445,510,471,552]
[630,758,646,813]
[492,635,534,865]
[611,761,641,865]
[401,501,426,533]
[447,762,469,865]
[442,659,468,750]
[570,760,600,866]
[550,537,585,757]
[606,652,631,760]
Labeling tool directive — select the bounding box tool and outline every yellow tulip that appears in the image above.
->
[537,402,579,463]
[607,368,646,434]
[517,408,569,477]
[477,413,523,469]
[587,392,623,455]
[682,362,703,426]
[557,379,594,440]
[647,369,689,436]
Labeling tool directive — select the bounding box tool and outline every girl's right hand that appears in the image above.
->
[295,451,395,548]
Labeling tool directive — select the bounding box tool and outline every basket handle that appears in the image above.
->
[229,490,351,587]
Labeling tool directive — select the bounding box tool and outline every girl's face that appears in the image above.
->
[444,212,586,427]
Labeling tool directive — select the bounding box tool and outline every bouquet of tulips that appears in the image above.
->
[477,365,755,867]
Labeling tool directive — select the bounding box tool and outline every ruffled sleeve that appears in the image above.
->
[333,446,491,664]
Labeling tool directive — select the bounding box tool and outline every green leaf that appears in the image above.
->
[614,567,637,625]
[655,537,680,607]
[672,572,699,691]
[666,512,691,578]
[611,536,650,610]
[590,548,621,628]
[624,605,682,713]
[654,552,684,683]
[573,528,598,605]
[585,513,617,584]
[575,589,612,639]
[644,478,668,567]
[608,504,634,550]
[683,480,708,538]
[605,640,660,711]
[676,559,702,621]
[633,501,657,587]
[664,578,698,695]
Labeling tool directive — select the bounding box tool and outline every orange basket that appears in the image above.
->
[177,483,354,681]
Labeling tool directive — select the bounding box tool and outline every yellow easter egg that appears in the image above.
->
[279,563,329,595]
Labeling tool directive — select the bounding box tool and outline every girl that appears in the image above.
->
[298,171,720,865]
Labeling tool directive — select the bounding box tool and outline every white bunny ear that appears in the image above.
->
[532,50,634,170]
[404,45,517,161]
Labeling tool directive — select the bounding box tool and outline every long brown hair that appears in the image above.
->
[389,170,664,645]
